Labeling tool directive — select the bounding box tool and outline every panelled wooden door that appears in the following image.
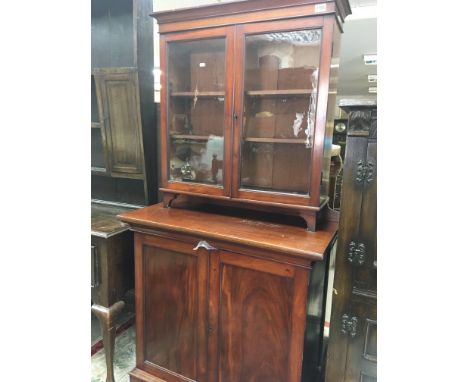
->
[133,233,321,382]
[325,104,377,382]
[134,233,209,382]
[94,67,145,178]
[208,250,310,382]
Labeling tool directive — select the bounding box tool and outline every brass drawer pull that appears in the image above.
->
[193,240,217,251]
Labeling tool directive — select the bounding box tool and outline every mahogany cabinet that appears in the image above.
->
[153,0,351,230]
[119,203,338,382]
[324,100,377,382]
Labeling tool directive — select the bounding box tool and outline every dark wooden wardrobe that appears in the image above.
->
[325,100,377,382]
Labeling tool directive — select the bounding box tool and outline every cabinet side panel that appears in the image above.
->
[142,245,198,379]
[218,263,293,382]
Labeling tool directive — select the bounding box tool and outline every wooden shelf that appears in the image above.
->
[171,134,209,140]
[244,137,309,144]
[171,91,224,97]
[246,89,312,97]
[91,122,101,129]
[170,134,224,141]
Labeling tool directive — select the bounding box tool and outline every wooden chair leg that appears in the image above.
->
[92,301,125,382]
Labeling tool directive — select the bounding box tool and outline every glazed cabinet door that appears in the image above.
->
[208,250,309,382]
[134,233,209,382]
[232,17,333,208]
[94,67,145,178]
[160,27,235,197]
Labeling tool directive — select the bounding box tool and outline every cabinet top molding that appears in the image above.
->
[152,0,351,33]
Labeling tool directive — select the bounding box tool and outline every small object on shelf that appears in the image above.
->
[171,114,186,133]
[211,154,223,184]
[183,114,192,135]
[170,164,176,180]
[246,111,275,138]
[277,67,316,90]
[181,160,195,181]
[258,54,280,90]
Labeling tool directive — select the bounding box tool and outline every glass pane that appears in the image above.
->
[240,29,322,195]
[167,38,226,186]
[241,142,310,193]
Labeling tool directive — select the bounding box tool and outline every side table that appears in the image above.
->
[91,202,135,382]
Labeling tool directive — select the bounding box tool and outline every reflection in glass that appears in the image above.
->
[167,38,226,186]
[169,136,224,184]
[240,29,322,195]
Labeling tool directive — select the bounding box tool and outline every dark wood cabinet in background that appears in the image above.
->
[94,68,146,178]
[325,100,377,382]
[91,0,157,206]
[91,1,156,381]
[120,203,337,382]
[91,203,136,382]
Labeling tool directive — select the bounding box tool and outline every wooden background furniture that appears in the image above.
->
[91,1,157,381]
[91,0,157,206]
[91,202,135,382]
[325,100,377,382]
[155,0,351,231]
[120,202,337,382]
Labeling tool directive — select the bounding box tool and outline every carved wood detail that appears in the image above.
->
[355,160,374,184]
[347,240,366,266]
[341,314,359,338]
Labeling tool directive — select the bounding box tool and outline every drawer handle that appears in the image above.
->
[193,240,216,251]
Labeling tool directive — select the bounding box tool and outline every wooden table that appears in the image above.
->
[91,202,136,382]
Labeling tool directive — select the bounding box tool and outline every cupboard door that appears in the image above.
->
[209,251,309,382]
[94,67,145,178]
[232,17,330,207]
[160,27,234,197]
[343,302,377,382]
[134,234,209,382]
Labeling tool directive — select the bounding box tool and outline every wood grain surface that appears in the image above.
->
[119,202,337,261]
